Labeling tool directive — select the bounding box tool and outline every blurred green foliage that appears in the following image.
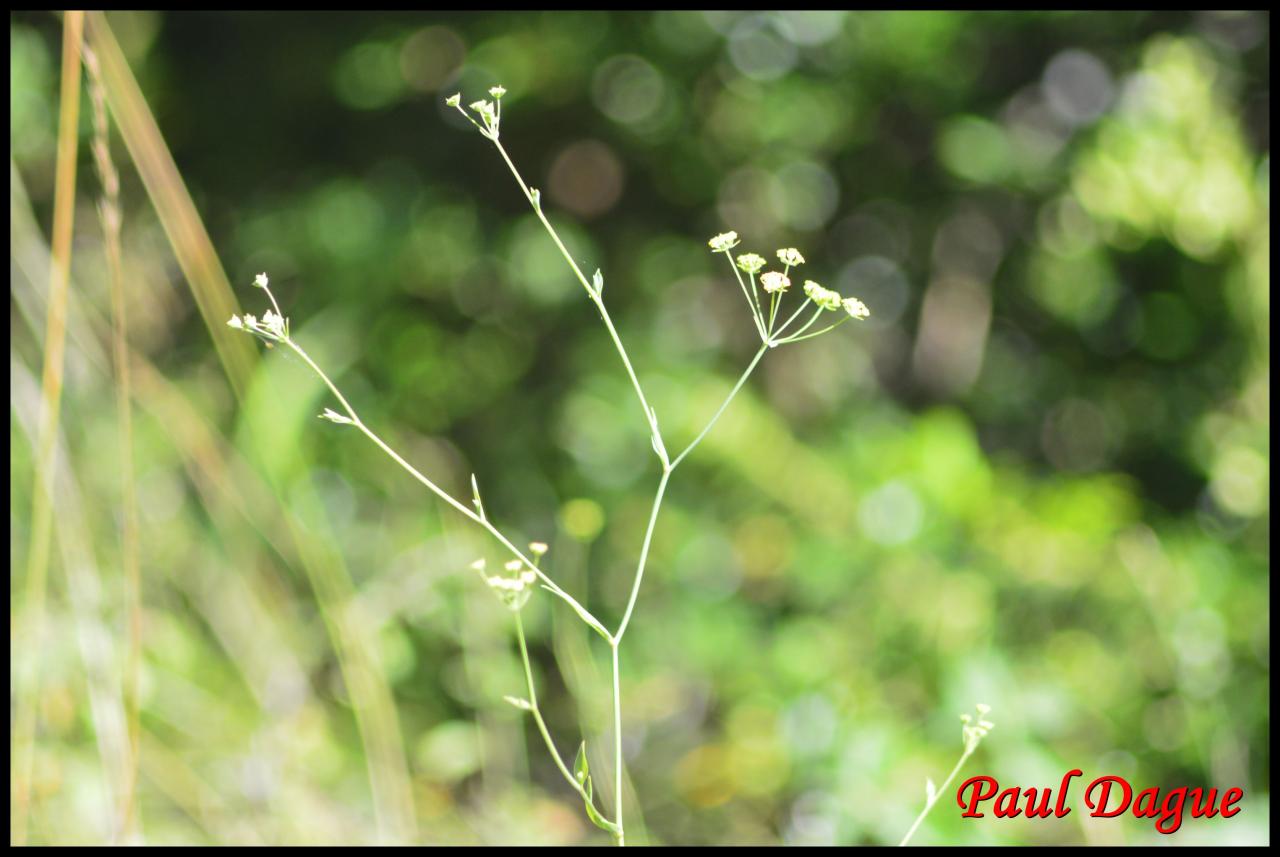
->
[9,10,1269,845]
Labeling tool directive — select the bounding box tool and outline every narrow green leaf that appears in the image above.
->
[582,780,620,835]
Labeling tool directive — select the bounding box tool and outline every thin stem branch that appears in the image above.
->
[611,642,624,846]
[723,251,766,340]
[777,315,851,344]
[671,344,769,469]
[898,747,975,847]
[281,335,609,640]
[611,469,670,644]
[488,137,664,459]
[515,612,581,795]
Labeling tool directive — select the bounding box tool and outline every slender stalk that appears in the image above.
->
[611,469,670,644]
[603,345,769,845]
[899,747,975,847]
[13,12,84,846]
[514,613,580,795]
[85,42,142,843]
[722,251,766,340]
[671,345,769,469]
[778,315,851,344]
[611,642,624,846]
[747,271,765,332]
[489,137,663,457]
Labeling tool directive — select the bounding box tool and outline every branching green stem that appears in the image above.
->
[771,300,818,342]
[477,131,782,846]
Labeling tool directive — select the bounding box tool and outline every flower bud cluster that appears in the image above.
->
[446,85,508,139]
[960,703,995,754]
[471,557,538,612]
[227,273,290,342]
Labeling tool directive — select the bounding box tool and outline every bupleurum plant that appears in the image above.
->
[229,85,870,845]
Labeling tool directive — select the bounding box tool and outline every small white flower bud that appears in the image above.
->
[529,542,548,556]
[445,93,461,108]
[735,253,766,274]
[254,272,269,289]
[777,248,805,267]
[505,560,523,573]
[470,100,496,126]
[227,315,244,329]
[488,85,507,99]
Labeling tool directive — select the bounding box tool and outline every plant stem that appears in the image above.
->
[461,110,779,847]
[611,642,624,846]
[898,747,975,847]
[605,343,769,844]
[723,251,766,340]
[489,137,664,458]
[515,613,582,796]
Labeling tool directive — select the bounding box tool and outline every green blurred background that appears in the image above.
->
[9,10,1269,845]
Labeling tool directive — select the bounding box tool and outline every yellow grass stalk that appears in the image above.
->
[12,11,84,846]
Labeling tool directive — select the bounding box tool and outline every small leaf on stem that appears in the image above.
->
[503,695,533,711]
[574,740,589,784]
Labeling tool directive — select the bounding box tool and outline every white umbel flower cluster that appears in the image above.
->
[777,248,805,267]
[708,231,740,253]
